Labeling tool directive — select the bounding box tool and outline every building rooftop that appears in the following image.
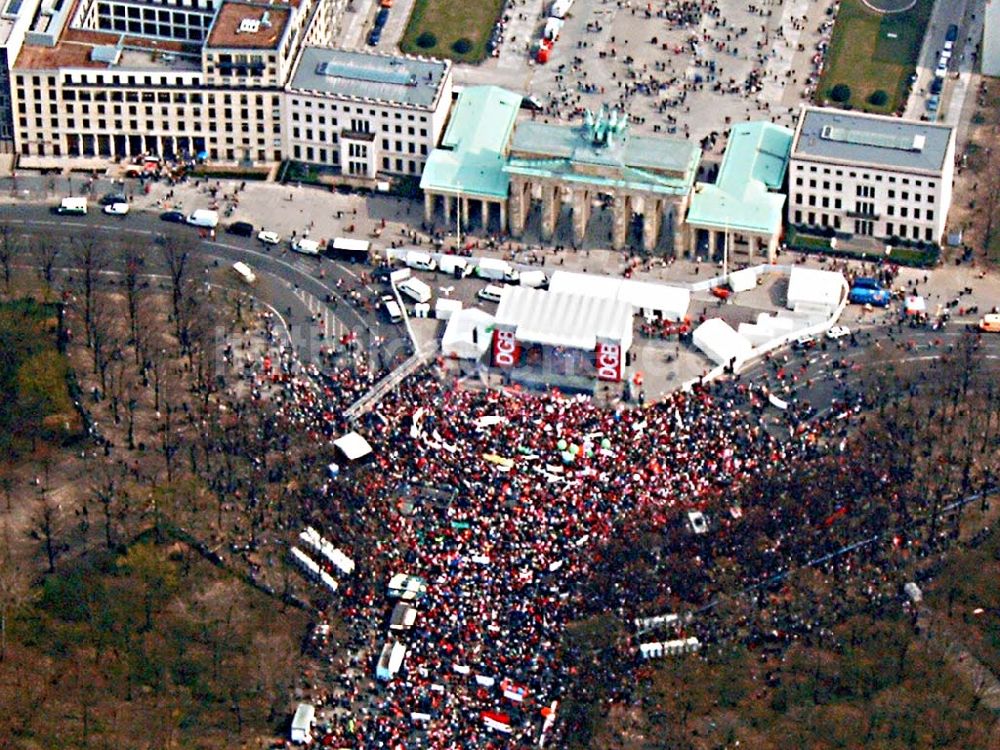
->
[421,85,521,200]
[687,121,793,235]
[290,47,449,108]
[504,115,700,196]
[206,1,291,50]
[792,106,953,173]
[14,0,201,70]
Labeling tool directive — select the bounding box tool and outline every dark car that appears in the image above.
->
[929,77,943,95]
[160,210,186,223]
[226,221,254,237]
[100,192,128,206]
[374,8,389,28]
[368,28,382,45]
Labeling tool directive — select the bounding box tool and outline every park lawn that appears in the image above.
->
[400,0,504,63]
[818,0,934,113]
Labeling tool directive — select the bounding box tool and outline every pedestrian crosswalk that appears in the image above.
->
[293,287,343,342]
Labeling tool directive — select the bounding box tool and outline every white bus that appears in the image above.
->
[232,262,256,284]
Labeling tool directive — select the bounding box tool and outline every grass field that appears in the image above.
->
[818,0,934,113]
[399,0,504,63]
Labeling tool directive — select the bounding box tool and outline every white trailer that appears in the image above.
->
[57,197,88,214]
[291,703,315,744]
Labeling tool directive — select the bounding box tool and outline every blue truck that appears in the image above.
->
[848,277,891,306]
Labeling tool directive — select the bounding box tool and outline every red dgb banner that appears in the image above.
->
[595,341,622,381]
[492,329,520,368]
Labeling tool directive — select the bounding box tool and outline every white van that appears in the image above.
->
[519,270,547,288]
[57,197,88,215]
[477,284,507,303]
[187,209,219,229]
[375,640,407,681]
[232,261,256,284]
[398,277,432,304]
[439,255,473,278]
[405,251,437,272]
[291,237,321,256]
[476,257,519,282]
[382,294,403,323]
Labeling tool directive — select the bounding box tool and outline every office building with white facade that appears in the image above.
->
[788,106,955,245]
[7,0,343,163]
[283,47,451,180]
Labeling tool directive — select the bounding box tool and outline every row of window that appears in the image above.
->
[291,143,420,175]
[293,99,428,124]
[795,162,938,190]
[793,210,934,241]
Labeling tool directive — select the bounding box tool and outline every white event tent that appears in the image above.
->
[547,271,690,321]
[692,318,753,366]
[494,286,633,351]
[441,308,494,360]
[785,267,845,317]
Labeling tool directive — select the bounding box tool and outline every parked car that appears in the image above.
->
[226,221,254,237]
[374,8,389,27]
[367,28,382,45]
[826,325,851,340]
[103,202,130,216]
[100,192,127,206]
[160,210,186,223]
[257,229,281,245]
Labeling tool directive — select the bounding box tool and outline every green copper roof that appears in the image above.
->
[420,86,521,200]
[504,119,700,195]
[687,121,793,235]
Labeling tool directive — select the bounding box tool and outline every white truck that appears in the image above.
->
[57,197,88,215]
[476,257,519,282]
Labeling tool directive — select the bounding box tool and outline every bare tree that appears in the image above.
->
[72,231,106,349]
[29,495,66,573]
[0,222,21,292]
[32,234,60,289]
[121,242,144,354]
[160,233,196,347]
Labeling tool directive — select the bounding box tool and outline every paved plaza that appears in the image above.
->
[455,0,837,146]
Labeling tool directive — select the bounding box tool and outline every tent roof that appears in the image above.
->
[786,267,845,309]
[441,308,494,359]
[333,431,373,461]
[495,287,632,348]
[692,318,753,365]
[547,271,690,319]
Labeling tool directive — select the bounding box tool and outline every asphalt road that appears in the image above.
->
[3,205,411,368]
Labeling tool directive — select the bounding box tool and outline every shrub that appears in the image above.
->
[830,83,852,103]
[868,90,889,107]
[415,31,437,49]
[452,38,473,55]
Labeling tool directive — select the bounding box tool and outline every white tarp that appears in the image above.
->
[543,16,564,39]
[548,271,690,320]
[692,318,753,366]
[496,286,633,350]
[786,267,845,314]
[550,0,573,18]
[441,308,494,360]
[333,431,373,462]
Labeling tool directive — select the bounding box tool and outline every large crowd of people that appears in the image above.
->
[282,361,892,747]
